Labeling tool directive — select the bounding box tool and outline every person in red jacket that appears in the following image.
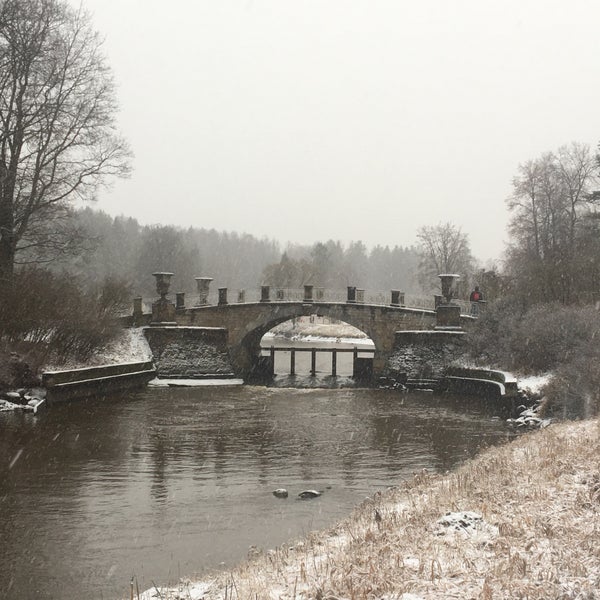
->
[470,286,483,315]
[469,286,483,302]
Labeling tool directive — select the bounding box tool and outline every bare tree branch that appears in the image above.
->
[0,0,131,281]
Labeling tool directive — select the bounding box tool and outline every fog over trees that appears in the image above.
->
[59,208,423,298]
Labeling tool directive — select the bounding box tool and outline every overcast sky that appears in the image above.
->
[74,0,600,264]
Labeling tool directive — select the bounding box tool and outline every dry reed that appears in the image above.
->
[140,418,600,600]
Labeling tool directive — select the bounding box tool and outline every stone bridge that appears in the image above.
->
[170,301,439,377]
[134,278,475,381]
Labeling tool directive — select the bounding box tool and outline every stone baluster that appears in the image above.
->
[133,297,143,318]
[304,285,313,302]
[391,290,405,307]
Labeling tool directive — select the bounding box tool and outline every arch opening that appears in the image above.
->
[256,315,375,385]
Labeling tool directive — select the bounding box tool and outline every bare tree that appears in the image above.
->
[506,142,598,303]
[416,222,474,293]
[0,0,131,283]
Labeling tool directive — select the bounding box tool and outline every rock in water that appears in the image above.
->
[298,490,322,499]
[272,488,288,498]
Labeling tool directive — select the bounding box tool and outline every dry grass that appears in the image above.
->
[141,419,600,600]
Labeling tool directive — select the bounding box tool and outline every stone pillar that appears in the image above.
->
[347,286,356,303]
[331,349,337,377]
[133,297,143,319]
[151,272,176,325]
[290,349,296,375]
[436,304,461,328]
[237,289,245,303]
[315,287,325,301]
[390,290,405,307]
[304,285,313,302]
[261,285,270,303]
[218,287,228,305]
[356,289,365,303]
[175,292,185,310]
[195,277,213,306]
[435,274,461,330]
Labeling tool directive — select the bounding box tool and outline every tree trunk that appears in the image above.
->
[0,234,15,285]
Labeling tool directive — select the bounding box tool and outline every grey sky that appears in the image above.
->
[76,0,600,264]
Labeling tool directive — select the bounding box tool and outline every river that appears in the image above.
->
[0,382,515,600]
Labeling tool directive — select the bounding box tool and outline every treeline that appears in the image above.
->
[58,209,422,297]
[505,142,600,304]
[467,141,600,416]
[61,208,281,296]
[262,240,420,292]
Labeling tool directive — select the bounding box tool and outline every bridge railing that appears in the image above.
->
[134,288,472,316]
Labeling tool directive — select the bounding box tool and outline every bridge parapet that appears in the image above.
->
[132,288,472,316]
[124,272,483,382]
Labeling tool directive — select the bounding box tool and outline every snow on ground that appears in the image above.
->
[43,328,153,371]
[265,318,368,341]
[137,580,212,600]
[148,378,243,387]
[268,333,375,346]
[517,372,552,395]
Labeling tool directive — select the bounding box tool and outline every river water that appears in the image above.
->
[0,384,515,600]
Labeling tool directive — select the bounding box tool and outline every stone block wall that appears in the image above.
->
[385,331,467,380]
[144,326,234,378]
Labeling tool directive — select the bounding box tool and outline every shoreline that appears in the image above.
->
[136,417,599,600]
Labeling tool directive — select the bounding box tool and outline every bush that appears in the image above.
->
[467,300,600,416]
[544,339,600,418]
[466,296,528,370]
[0,268,131,365]
[468,300,600,373]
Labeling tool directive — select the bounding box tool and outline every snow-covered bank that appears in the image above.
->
[148,378,243,387]
[43,328,152,372]
[265,317,369,342]
[263,332,374,346]
[134,418,600,600]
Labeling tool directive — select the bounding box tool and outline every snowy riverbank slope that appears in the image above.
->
[135,418,599,600]
[42,328,153,371]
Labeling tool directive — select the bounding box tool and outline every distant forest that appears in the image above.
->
[56,208,421,298]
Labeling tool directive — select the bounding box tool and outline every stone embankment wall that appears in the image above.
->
[43,361,155,404]
[385,331,467,379]
[144,326,234,378]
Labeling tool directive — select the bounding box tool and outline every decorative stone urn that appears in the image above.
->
[435,273,461,329]
[151,272,176,325]
[195,277,213,306]
[438,273,460,304]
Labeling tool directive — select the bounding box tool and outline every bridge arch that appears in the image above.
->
[177,301,434,378]
[238,311,376,378]
[139,299,478,381]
